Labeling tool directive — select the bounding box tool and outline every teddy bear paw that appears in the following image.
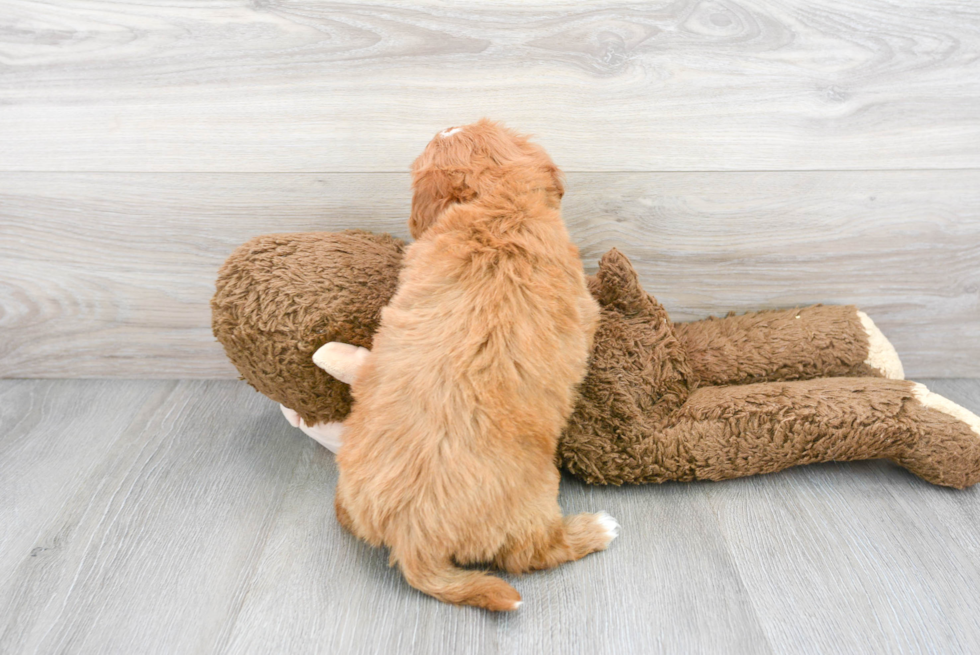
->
[280,404,302,427]
[279,404,345,452]
[912,383,980,439]
[857,311,904,380]
[312,342,371,385]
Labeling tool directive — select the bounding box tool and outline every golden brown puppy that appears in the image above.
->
[333,120,618,611]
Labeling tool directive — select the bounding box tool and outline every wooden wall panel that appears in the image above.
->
[1,171,977,378]
[1,0,979,172]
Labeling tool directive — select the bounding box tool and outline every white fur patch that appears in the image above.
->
[511,601,523,610]
[857,311,904,380]
[312,342,371,385]
[439,127,463,138]
[595,511,620,541]
[912,383,980,438]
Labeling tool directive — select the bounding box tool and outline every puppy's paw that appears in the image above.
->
[566,511,620,557]
[594,511,621,543]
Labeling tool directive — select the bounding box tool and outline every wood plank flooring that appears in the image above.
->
[3,378,980,654]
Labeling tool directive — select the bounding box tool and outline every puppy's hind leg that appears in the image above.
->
[334,485,385,546]
[334,494,355,534]
[495,512,619,575]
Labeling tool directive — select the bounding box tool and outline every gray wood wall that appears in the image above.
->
[1,1,978,378]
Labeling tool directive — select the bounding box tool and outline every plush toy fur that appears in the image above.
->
[563,249,980,488]
[212,231,980,489]
[212,230,403,427]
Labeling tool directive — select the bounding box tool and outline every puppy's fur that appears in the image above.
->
[334,120,616,611]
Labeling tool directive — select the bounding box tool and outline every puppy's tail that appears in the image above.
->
[397,550,521,612]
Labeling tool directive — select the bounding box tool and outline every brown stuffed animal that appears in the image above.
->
[212,230,980,488]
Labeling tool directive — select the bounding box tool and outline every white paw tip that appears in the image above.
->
[595,511,620,540]
[511,601,522,610]
[857,311,905,380]
[912,383,980,438]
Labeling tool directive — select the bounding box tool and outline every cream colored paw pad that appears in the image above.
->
[912,383,980,438]
[280,404,345,452]
[280,404,302,427]
[312,342,371,385]
[858,311,904,380]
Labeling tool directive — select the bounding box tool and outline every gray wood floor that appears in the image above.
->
[4,378,980,654]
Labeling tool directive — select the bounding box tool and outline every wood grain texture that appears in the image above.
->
[0,380,165,586]
[706,377,980,653]
[0,172,412,378]
[1,170,977,378]
[223,451,773,655]
[0,380,307,654]
[2,0,979,172]
[2,379,980,653]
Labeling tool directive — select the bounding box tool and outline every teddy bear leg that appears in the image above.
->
[615,377,980,487]
[893,383,980,489]
[673,305,903,386]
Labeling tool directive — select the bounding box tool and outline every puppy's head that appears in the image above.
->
[409,119,564,238]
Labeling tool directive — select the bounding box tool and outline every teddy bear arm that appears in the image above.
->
[672,304,903,387]
[280,405,345,452]
[312,342,371,385]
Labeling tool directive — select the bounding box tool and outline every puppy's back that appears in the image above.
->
[336,124,602,611]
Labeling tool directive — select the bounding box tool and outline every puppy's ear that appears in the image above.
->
[409,167,450,239]
[548,165,565,200]
[409,168,476,238]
